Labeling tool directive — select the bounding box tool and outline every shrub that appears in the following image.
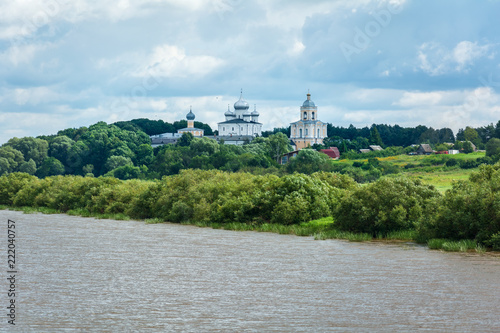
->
[333,177,441,236]
[420,164,500,243]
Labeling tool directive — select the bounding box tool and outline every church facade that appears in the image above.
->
[217,91,262,144]
[289,93,327,149]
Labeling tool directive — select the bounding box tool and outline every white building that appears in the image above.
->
[289,93,327,149]
[217,90,262,144]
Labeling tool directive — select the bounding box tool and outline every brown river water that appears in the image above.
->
[1,210,499,332]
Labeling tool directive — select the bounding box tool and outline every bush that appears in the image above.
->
[333,177,441,236]
[0,173,37,205]
[419,164,500,244]
[445,159,458,167]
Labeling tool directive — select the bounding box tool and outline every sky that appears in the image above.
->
[1,0,500,144]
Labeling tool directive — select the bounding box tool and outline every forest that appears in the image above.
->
[1,118,500,181]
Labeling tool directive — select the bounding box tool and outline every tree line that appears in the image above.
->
[2,118,500,180]
[1,167,498,249]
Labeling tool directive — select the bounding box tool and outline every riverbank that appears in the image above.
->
[2,205,497,255]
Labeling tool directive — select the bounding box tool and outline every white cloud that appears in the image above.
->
[418,41,493,76]
[453,41,491,71]
[0,43,45,66]
[288,40,305,56]
[13,87,60,105]
[396,91,443,107]
[135,44,224,78]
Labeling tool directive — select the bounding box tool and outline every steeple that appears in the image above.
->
[186,106,195,128]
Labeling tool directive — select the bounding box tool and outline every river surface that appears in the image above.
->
[1,210,499,332]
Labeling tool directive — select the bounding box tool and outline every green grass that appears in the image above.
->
[428,238,447,249]
[145,218,164,224]
[313,230,372,242]
[67,208,93,217]
[428,238,477,252]
[338,152,485,192]
[385,230,417,241]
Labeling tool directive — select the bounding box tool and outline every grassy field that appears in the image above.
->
[334,152,485,192]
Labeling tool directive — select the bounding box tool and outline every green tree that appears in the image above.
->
[189,137,219,155]
[19,159,37,175]
[5,137,48,166]
[177,132,194,147]
[49,135,75,164]
[334,177,441,236]
[267,132,291,163]
[462,141,474,154]
[486,138,500,157]
[0,146,25,175]
[286,149,333,174]
[36,157,65,178]
[463,126,479,142]
[136,144,154,166]
[104,156,133,172]
[369,125,384,146]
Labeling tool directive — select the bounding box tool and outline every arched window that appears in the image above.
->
[317,129,320,137]
[312,112,315,120]
[303,112,307,119]
[305,128,308,136]
[299,128,302,137]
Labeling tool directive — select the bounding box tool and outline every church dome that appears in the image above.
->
[186,107,195,120]
[302,93,315,107]
[234,90,249,110]
[251,104,259,116]
[224,105,234,116]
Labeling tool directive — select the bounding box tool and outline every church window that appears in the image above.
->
[299,128,302,137]
[312,112,315,120]
[303,112,307,119]
[317,129,320,137]
[232,127,234,131]
[305,128,308,136]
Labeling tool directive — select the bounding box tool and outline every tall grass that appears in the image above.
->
[428,239,477,252]
[314,230,372,242]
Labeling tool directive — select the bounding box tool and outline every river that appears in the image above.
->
[1,210,499,332]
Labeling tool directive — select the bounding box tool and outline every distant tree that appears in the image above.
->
[19,159,37,175]
[136,144,154,166]
[438,128,455,143]
[57,126,88,141]
[476,123,494,143]
[495,120,500,139]
[177,132,194,147]
[82,164,94,175]
[286,149,332,174]
[5,137,48,167]
[267,132,291,163]
[104,156,133,172]
[456,128,466,141]
[189,137,219,155]
[36,157,65,178]
[434,143,450,152]
[0,146,24,174]
[369,125,384,146]
[462,141,474,154]
[463,126,479,142]
[486,138,500,157]
[49,135,75,164]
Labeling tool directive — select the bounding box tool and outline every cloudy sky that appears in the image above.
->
[1,0,500,144]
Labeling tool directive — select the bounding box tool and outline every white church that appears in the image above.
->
[216,90,262,145]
